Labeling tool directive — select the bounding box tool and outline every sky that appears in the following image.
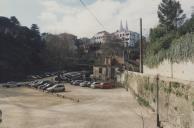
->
[0,0,194,38]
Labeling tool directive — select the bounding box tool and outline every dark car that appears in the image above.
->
[72,80,83,86]
[2,82,18,88]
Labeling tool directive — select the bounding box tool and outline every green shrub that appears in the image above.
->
[164,87,172,94]
[185,95,189,100]
[137,96,150,107]
[150,83,154,93]
[176,90,183,97]
[145,33,194,67]
[172,82,180,89]
[192,101,194,106]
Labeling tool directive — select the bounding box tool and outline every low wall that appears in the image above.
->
[144,60,194,82]
[121,71,194,128]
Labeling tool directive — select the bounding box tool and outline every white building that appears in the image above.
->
[114,20,140,47]
[92,31,110,44]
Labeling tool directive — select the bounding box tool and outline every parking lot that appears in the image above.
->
[0,83,156,128]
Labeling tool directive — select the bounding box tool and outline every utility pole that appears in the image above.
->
[0,110,2,123]
[156,75,161,128]
[191,6,194,18]
[170,57,173,78]
[139,18,143,73]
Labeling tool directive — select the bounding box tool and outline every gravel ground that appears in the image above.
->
[0,83,156,128]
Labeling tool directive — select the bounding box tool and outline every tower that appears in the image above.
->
[120,20,124,31]
[126,20,128,31]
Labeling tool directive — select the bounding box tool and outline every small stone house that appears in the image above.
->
[93,56,123,81]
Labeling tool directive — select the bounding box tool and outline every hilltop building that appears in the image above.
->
[92,20,141,47]
[92,31,111,44]
[113,20,140,47]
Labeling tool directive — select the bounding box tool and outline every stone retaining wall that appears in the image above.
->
[121,71,194,128]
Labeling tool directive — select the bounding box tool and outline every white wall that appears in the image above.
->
[144,60,194,82]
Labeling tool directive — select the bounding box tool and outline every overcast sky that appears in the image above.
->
[0,0,194,38]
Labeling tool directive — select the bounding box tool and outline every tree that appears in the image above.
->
[178,16,194,34]
[158,0,186,30]
[149,25,167,42]
[10,16,20,26]
[0,16,44,82]
[31,24,40,36]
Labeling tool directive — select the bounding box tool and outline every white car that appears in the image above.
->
[80,81,90,87]
[90,82,100,89]
[47,84,65,92]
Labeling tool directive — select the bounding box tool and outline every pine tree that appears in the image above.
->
[10,16,20,26]
[31,24,40,36]
[158,0,186,30]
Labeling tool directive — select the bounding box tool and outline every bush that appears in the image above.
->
[137,96,150,107]
[171,82,180,88]
[145,17,194,68]
[192,101,194,106]
[145,33,194,68]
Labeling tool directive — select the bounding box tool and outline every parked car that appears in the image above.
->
[96,83,113,89]
[35,75,41,79]
[72,80,83,86]
[47,84,65,93]
[90,82,101,89]
[38,83,49,90]
[32,80,49,88]
[29,81,40,87]
[2,82,18,88]
[31,81,43,88]
[42,82,55,90]
[39,81,54,89]
[80,81,91,87]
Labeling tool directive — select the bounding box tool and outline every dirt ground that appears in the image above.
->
[0,83,156,128]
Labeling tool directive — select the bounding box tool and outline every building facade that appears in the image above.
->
[92,31,110,44]
[93,57,123,81]
[114,20,140,47]
[92,20,141,47]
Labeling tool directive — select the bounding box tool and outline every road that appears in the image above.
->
[0,84,156,128]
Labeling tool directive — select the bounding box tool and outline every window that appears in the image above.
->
[99,68,102,73]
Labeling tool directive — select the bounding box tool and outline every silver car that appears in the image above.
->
[2,82,18,88]
[80,81,91,87]
[90,82,100,89]
[47,84,65,92]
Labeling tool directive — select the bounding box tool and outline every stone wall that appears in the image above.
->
[122,71,194,128]
[144,60,194,82]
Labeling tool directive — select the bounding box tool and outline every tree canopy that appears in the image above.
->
[10,16,20,26]
[0,16,44,81]
[145,1,194,67]
[158,0,186,30]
